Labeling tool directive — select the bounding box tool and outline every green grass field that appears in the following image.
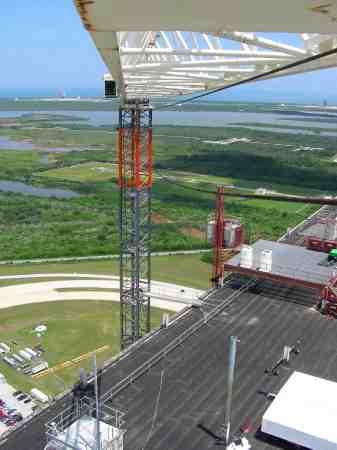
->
[37,161,116,182]
[0,301,169,397]
[0,253,210,396]
[0,115,333,260]
[0,253,211,290]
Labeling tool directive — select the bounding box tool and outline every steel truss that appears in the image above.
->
[118,98,152,349]
[101,31,337,98]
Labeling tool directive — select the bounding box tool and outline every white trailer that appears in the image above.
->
[3,356,17,367]
[30,388,49,404]
[25,347,38,358]
[31,362,48,375]
[12,353,25,364]
[0,343,10,353]
[19,350,32,361]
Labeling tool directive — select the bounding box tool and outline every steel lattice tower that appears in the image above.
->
[117,98,152,349]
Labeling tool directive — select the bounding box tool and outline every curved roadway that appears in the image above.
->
[0,274,204,312]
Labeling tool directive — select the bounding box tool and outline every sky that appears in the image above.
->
[1,1,337,104]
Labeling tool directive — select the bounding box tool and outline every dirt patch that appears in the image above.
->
[152,213,172,224]
[0,318,39,333]
[181,227,205,240]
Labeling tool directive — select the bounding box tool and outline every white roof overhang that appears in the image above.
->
[74,0,337,98]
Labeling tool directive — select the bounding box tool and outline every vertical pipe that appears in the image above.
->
[93,353,101,450]
[225,335,239,446]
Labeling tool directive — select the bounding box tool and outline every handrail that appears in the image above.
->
[101,279,254,402]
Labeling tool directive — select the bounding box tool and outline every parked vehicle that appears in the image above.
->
[31,361,48,375]
[5,419,16,426]
[11,414,23,422]
[30,388,49,404]
[13,390,22,397]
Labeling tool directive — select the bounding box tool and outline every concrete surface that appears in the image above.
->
[0,274,204,313]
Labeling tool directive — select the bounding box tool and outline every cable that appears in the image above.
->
[158,46,337,109]
[142,369,165,450]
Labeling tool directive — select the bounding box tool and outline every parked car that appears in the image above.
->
[12,413,23,421]
[5,419,16,426]
[23,398,31,404]
[17,394,26,401]
[13,390,22,397]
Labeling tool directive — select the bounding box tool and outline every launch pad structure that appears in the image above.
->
[72,0,337,351]
[117,98,153,349]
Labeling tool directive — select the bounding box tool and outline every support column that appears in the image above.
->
[117,98,152,349]
[212,186,225,288]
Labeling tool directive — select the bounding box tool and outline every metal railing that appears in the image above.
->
[101,279,254,402]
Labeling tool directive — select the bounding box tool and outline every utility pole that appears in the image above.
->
[118,98,152,349]
[224,335,239,447]
[93,353,101,450]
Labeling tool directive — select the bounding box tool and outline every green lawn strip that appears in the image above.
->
[0,254,211,290]
[0,301,168,396]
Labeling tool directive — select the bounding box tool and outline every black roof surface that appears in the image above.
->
[3,278,337,450]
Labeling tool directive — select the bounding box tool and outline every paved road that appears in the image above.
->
[0,274,204,312]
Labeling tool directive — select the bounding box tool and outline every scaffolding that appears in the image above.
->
[117,98,152,349]
[44,396,125,450]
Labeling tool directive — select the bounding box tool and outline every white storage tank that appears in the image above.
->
[240,245,253,268]
[327,218,337,241]
[260,250,272,272]
[207,220,215,243]
[30,388,49,404]
[225,223,236,247]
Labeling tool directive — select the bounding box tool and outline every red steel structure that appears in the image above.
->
[212,186,225,288]
[306,212,337,253]
[318,272,337,316]
[306,237,337,253]
[117,98,153,349]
